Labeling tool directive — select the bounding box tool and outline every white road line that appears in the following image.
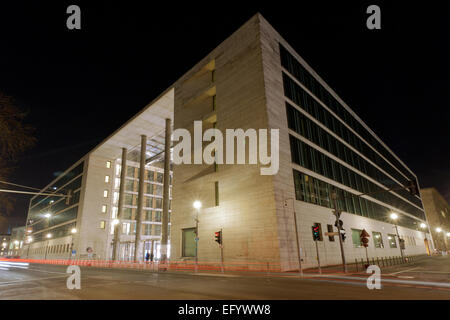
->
[0,275,67,286]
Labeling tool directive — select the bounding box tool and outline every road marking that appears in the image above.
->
[0,275,67,286]
[387,267,419,275]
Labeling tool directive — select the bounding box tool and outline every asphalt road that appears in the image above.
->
[0,258,449,299]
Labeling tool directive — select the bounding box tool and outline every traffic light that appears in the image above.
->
[360,229,370,248]
[214,231,222,244]
[312,224,321,241]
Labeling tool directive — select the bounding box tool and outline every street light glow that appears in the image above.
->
[71,228,77,234]
[193,200,202,209]
[46,233,52,238]
[436,227,442,233]
[420,223,427,229]
[390,212,398,220]
[44,213,51,218]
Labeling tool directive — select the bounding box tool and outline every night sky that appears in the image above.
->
[0,1,449,232]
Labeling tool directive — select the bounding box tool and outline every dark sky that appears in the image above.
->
[0,1,449,232]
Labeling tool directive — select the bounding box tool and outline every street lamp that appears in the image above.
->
[44,213,51,218]
[71,228,77,234]
[193,200,202,272]
[390,212,404,261]
[436,227,442,233]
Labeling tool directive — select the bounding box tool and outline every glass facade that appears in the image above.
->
[280,43,426,230]
[114,163,172,239]
[27,161,84,240]
[292,169,420,230]
[280,44,418,186]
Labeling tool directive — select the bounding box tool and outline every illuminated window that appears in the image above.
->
[102,205,107,213]
[103,190,108,198]
[105,175,110,183]
[114,178,120,189]
[106,161,111,168]
[116,164,121,176]
[100,221,106,229]
[388,234,397,248]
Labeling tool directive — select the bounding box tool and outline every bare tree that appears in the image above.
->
[0,93,36,216]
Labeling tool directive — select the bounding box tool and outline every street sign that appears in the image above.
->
[325,232,339,236]
[360,229,370,238]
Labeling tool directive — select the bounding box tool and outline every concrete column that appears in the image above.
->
[134,135,147,261]
[112,148,127,261]
[161,118,171,263]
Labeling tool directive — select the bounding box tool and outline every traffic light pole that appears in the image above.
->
[314,239,321,274]
[332,191,347,273]
[394,224,405,261]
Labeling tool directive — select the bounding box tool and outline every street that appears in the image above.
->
[0,256,449,299]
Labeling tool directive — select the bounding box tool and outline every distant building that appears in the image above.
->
[421,188,450,252]
[0,234,11,256]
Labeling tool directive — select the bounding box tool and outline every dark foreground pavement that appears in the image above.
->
[0,259,449,300]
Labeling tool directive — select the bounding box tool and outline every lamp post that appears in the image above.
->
[331,190,347,273]
[193,200,201,272]
[390,213,404,261]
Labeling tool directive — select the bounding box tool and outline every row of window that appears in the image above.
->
[29,176,83,221]
[282,73,419,195]
[286,103,423,208]
[350,229,398,249]
[121,208,170,222]
[31,206,79,234]
[32,222,77,242]
[126,166,168,184]
[290,136,425,220]
[280,44,416,182]
[293,169,422,230]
